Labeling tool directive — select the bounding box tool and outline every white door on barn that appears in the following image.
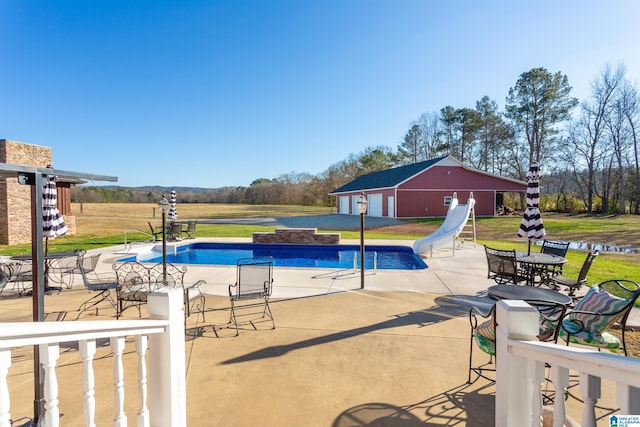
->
[387,196,395,217]
[339,196,350,214]
[351,195,359,215]
[368,194,383,217]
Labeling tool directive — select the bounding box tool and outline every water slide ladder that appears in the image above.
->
[457,192,477,249]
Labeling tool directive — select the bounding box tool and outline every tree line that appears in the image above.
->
[73,63,640,214]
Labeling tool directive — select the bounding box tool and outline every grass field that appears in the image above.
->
[1,203,639,287]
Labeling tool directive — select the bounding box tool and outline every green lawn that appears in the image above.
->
[2,212,639,296]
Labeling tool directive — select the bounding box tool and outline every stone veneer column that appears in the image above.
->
[0,139,52,245]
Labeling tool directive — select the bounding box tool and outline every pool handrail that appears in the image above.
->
[122,228,156,253]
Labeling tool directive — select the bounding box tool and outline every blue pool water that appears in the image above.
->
[119,242,427,270]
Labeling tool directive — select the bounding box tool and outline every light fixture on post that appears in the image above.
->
[158,195,170,284]
[356,193,368,289]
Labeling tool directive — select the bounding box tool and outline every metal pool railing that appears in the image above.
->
[352,251,378,273]
[122,228,155,252]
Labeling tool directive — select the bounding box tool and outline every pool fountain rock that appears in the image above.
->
[253,228,340,245]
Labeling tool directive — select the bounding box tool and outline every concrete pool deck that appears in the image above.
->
[111,237,492,300]
[1,238,635,425]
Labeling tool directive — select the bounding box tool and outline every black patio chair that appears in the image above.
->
[556,279,640,356]
[469,300,566,384]
[148,221,163,241]
[536,240,571,281]
[546,251,598,299]
[484,246,525,285]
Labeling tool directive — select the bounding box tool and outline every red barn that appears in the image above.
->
[329,156,527,218]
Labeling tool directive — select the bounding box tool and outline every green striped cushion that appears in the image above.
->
[558,329,620,350]
[567,286,628,335]
[474,333,496,356]
[476,318,496,340]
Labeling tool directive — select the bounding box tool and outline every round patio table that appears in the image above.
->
[516,251,567,286]
[488,284,572,306]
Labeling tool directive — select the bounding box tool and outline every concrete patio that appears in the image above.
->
[0,239,630,426]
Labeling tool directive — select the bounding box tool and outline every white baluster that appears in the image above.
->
[111,336,127,427]
[551,366,569,427]
[79,339,97,427]
[0,350,11,427]
[580,373,600,427]
[40,343,61,427]
[617,384,640,416]
[529,360,545,426]
[136,335,149,427]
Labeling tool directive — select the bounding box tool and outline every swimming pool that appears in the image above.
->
[118,242,427,270]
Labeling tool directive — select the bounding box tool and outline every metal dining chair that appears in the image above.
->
[546,251,598,299]
[484,246,525,285]
[556,279,640,356]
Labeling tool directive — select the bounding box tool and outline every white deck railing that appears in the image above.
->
[0,288,187,427]
[495,300,640,427]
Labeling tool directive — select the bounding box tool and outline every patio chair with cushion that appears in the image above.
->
[468,304,496,383]
[468,300,566,383]
[556,279,640,356]
[484,246,525,285]
[222,257,275,336]
[76,253,119,318]
[546,251,598,299]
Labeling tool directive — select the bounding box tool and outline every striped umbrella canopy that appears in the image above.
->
[518,162,546,252]
[43,173,68,240]
[168,189,178,221]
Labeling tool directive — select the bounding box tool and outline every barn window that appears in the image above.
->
[443,196,452,206]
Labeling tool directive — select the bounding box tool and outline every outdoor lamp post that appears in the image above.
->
[357,193,368,289]
[158,195,170,284]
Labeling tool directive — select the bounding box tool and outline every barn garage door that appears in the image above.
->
[368,194,382,217]
[339,196,350,214]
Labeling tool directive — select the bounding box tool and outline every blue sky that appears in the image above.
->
[1,1,639,188]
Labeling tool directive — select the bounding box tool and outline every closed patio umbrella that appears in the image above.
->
[43,170,68,245]
[168,188,178,221]
[518,161,546,254]
[41,171,68,294]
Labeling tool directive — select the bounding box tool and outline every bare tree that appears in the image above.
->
[397,124,421,164]
[562,64,624,213]
[415,112,445,160]
[619,79,640,213]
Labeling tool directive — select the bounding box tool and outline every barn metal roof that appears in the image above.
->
[329,156,448,194]
[329,155,526,195]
